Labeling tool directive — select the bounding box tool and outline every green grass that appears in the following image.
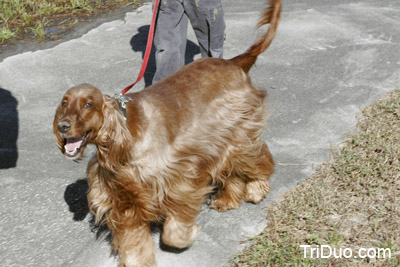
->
[0,26,16,42]
[0,0,139,43]
[232,90,400,266]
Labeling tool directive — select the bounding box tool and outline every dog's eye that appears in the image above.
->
[83,102,92,109]
[62,100,68,108]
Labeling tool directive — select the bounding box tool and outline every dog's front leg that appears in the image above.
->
[112,222,156,267]
[162,215,201,249]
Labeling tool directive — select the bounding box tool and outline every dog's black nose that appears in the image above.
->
[57,121,71,133]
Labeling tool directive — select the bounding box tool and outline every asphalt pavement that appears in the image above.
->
[1,0,400,266]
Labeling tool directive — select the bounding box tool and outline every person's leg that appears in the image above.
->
[153,0,188,84]
[184,0,225,58]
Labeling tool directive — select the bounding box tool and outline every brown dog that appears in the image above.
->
[53,0,280,266]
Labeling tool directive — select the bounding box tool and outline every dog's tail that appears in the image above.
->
[230,0,281,73]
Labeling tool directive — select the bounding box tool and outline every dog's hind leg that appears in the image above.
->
[209,174,246,212]
[237,141,275,204]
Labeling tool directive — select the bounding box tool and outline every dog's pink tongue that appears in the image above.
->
[65,139,82,152]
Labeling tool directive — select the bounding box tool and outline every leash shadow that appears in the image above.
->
[130,25,200,87]
[0,87,19,169]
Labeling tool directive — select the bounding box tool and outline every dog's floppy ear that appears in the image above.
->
[96,95,134,172]
[53,104,65,152]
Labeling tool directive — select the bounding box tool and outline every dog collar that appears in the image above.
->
[114,94,132,120]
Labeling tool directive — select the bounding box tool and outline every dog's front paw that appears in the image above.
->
[162,217,201,249]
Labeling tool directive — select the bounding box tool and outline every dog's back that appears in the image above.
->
[125,0,281,150]
[124,0,281,196]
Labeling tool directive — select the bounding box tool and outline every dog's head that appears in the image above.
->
[53,83,105,160]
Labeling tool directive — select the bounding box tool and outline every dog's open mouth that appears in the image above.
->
[64,131,92,158]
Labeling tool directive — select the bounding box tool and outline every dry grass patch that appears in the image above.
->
[233,90,400,266]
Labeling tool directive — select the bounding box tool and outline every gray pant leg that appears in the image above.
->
[153,0,188,84]
[184,0,225,58]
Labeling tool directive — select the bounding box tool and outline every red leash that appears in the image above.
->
[121,0,160,96]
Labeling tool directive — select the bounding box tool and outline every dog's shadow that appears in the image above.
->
[64,179,190,253]
[130,25,200,87]
[64,179,111,241]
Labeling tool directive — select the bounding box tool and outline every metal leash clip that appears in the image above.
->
[114,93,132,120]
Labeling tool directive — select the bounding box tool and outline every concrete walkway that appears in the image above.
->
[1,0,399,266]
